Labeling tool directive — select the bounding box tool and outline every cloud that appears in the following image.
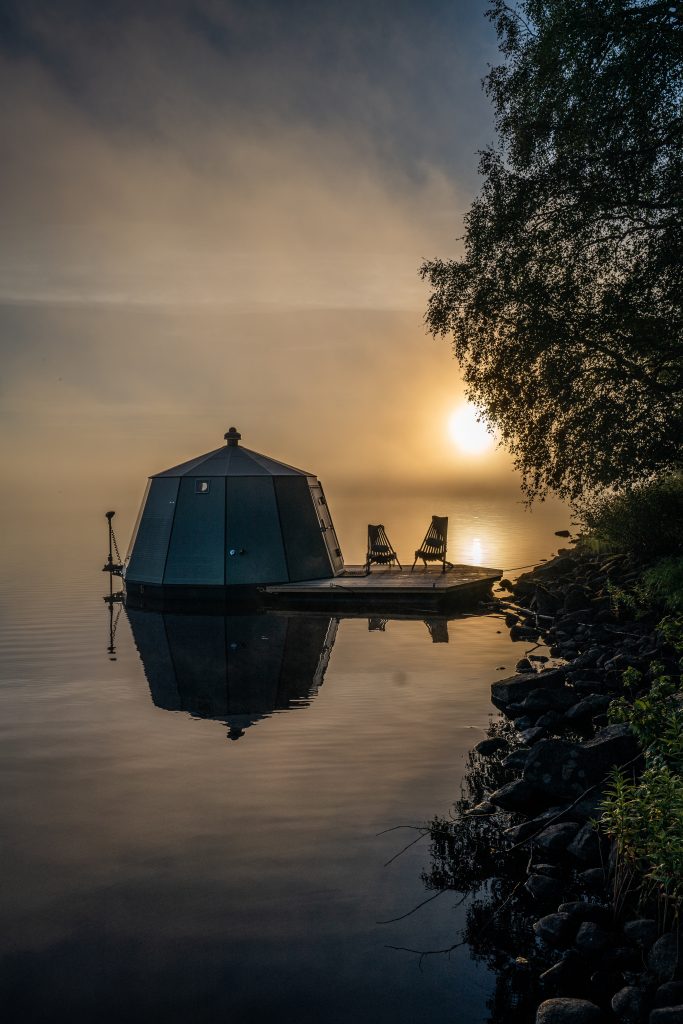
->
[0,1,516,509]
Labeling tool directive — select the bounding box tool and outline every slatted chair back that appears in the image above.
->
[365,524,401,571]
[411,515,450,573]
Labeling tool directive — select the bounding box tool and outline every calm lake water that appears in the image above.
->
[0,494,569,1023]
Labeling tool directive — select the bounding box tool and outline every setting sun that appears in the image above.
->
[448,404,495,455]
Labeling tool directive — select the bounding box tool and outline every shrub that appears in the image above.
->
[641,560,683,615]
[601,663,683,923]
[578,474,683,561]
[600,764,683,924]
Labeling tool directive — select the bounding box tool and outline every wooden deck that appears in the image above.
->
[262,564,502,611]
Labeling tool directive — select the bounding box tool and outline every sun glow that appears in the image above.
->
[448,404,495,455]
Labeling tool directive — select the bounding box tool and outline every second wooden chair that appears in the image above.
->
[411,515,451,574]
[365,524,401,571]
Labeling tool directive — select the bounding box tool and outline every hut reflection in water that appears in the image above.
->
[126,608,453,738]
[126,609,338,740]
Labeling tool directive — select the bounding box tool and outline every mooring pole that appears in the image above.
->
[105,511,115,569]
[103,511,124,576]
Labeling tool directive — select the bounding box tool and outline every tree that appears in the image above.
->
[421,0,682,501]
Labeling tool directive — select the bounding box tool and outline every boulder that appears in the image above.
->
[514,715,537,730]
[648,933,682,982]
[570,790,607,822]
[575,921,611,954]
[532,863,563,878]
[590,970,627,1004]
[516,657,534,672]
[540,951,585,995]
[535,822,582,857]
[502,748,531,771]
[654,983,683,1009]
[648,1008,683,1023]
[521,688,579,713]
[474,736,509,756]
[511,623,541,641]
[526,873,565,902]
[602,947,643,972]
[522,738,583,798]
[558,903,611,927]
[567,824,602,864]
[565,587,591,612]
[536,585,564,615]
[503,820,538,844]
[520,726,547,745]
[464,800,497,817]
[490,778,544,812]
[569,649,603,672]
[536,711,564,730]
[579,867,607,892]
[534,912,577,947]
[523,725,640,800]
[536,997,603,1023]
[611,985,646,1023]
[565,696,612,725]
[491,669,566,711]
[623,919,658,951]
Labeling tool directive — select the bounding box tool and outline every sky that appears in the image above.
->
[0,0,547,542]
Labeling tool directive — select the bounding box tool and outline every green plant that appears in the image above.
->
[659,615,683,656]
[641,560,683,615]
[602,658,683,924]
[608,674,681,762]
[600,764,683,926]
[578,476,683,561]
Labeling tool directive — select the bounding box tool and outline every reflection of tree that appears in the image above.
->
[417,719,546,1024]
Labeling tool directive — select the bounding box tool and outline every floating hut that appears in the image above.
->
[125,427,344,598]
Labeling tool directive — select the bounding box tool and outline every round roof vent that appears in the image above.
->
[224,426,241,447]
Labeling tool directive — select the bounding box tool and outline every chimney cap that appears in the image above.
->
[224,426,241,447]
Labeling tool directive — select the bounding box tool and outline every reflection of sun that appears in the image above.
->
[448,404,495,455]
[469,537,483,565]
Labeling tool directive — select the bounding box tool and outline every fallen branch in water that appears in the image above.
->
[386,880,525,966]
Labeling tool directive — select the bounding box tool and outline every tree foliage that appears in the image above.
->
[422,0,682,500]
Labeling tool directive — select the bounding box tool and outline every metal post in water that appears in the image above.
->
[102,511,124,576]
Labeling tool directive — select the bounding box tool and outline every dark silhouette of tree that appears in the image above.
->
[422,0,682,500]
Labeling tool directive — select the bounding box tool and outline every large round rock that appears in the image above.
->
[536,997,603,1023]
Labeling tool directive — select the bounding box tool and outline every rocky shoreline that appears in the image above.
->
[471,547,682,1024]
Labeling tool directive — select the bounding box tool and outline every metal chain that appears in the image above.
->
[111,525,122,564]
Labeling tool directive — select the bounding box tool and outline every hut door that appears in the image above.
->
[308,483,344,575]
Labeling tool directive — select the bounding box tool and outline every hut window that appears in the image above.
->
[195,480,210,494]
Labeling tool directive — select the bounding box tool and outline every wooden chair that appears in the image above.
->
[365,524,401,571]
[411,515,451,574]
[424,618,449,643]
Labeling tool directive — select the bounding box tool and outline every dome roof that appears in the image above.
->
[152,428,313,478]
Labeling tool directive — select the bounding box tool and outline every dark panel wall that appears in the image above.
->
[164,477,226,585]
[126,477,179,584]
[225,477,288,584]
[274,476,332,581]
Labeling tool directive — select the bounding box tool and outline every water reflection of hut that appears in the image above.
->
[127,609,338,739]
[125,427,344,597]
